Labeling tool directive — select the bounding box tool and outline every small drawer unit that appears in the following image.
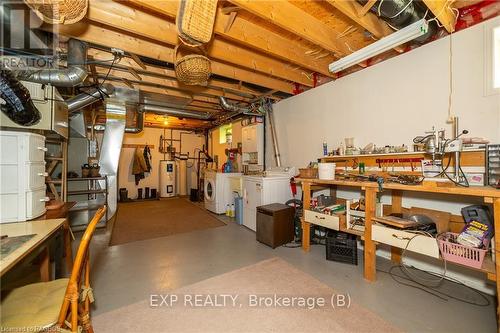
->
[304,210,340,231]
[0,130,47,222]
[371,224,439,258]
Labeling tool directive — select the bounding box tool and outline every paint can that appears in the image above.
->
[318,163,336,180]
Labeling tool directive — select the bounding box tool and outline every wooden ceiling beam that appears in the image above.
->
[47,22,293,93]
[127,0,335,77]
[326,0,405,53]
[229,0,350,56]
[94,67,250,102]
[86,1,312,86]
[423,0,457,33]
[88,49,266,99]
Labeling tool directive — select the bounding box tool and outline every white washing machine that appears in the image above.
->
[204,170,242,214]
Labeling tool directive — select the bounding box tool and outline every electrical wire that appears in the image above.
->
[380,229,490,307]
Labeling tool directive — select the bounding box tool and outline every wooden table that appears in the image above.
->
[298,178,500,330]
[34,202,76,273]
[0,218,67,281]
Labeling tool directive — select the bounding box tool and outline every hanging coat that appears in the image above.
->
[132,147,148,185]
[143,145,152,172]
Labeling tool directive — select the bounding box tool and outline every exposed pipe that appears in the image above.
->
[18,38,88,87]
[90,111,144,133]
[66,84,114,113]
[219,96,251,113]
[140,104,214,120]
[267,107,282,167]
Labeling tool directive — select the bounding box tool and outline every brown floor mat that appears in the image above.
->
[109,198,225,246]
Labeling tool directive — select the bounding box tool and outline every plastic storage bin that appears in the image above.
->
[326,231,358,265]
[438,232,489,269]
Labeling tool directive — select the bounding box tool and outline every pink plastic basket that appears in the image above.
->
[438,232,489,269]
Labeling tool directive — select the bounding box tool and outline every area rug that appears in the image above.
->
[109,198,225,246]
[93,258,400,332]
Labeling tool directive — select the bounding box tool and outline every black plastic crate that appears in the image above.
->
[326,231,358,265]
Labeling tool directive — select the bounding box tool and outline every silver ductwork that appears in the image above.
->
[67,84,114,113]
[98,101,127,220]
[357,0,436,42]
[18,38,88,87]
[219,96,251,113]
[89,110,144,134]
[140,104,213,120]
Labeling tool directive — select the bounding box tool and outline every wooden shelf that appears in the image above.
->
[45,156,64,161]
[67,189,107,195]
[67,177,106,181]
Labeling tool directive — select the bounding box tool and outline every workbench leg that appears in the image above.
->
[39,246,51,282]
[493,198,500,332]
[63,221,73,273]
[390,190,403,263]
[364,188,377,282]
[302,181,311,252]
[391,247,402,264]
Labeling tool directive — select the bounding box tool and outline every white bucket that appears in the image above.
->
[318,163,336,180]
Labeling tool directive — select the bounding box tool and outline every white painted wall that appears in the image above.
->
[118,128,204,198]
[268,18,500,293]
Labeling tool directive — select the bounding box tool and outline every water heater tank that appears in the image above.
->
[159,160,176,197]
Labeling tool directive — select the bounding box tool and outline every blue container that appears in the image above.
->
[234,196,243,225]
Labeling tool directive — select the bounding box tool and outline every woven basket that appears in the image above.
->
[176,0,218,47]
[24,0,88,25]
[175,45,211,86]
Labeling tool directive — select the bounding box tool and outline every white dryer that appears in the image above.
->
[204,170,242,214]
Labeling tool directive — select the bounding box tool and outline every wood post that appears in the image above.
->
[302,181,311,252]
[364,187,377,282]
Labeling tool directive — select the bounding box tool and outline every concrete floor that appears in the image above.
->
[82,202,497,333]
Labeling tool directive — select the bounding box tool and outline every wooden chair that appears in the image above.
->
[1,206,107,333]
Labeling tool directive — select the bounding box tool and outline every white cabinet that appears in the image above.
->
[242,123,264,166]
[242,176,293,232]
[0,131,48,222]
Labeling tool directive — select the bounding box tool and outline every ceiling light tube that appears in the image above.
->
[329,19,429,73]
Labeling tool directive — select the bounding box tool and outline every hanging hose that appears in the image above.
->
[0,70,41,126]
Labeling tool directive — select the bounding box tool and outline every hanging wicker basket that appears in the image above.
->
[174,45,211,86]
[176,0,218,47]
[24,0,88,25]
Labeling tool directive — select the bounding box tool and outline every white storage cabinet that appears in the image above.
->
[1,131,48,222]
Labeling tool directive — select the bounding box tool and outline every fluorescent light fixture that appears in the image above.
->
[329,19,429,73]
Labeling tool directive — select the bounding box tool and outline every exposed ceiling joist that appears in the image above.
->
[88,49,267,99]
[87,1,312,86]
[46,22,294,94]
[327,0,405,53]
[229,0,350,56]
[423,0,457,33]
[127,0,335,77]
[94,67,251,102]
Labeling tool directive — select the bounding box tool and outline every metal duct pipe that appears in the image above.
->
[89,111,144,134]
[357,0,436,42]
[126,111,144,133]
[67,84,114,113]
[219,96,251,113]
[267,107,282,167]
[18,38,88,87]
[140,104,213,120]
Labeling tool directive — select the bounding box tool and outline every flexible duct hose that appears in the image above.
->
[0,70,41,126]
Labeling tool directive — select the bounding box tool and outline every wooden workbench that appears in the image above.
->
[298,177,500,329]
